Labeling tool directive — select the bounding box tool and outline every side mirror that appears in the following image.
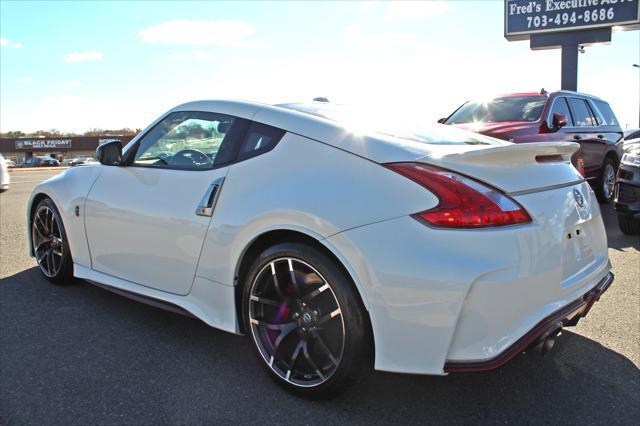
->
[552,112,567,129]
[96,141,123,166]
[437,117,447,124]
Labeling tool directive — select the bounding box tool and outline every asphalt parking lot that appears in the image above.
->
[1,169,638,425]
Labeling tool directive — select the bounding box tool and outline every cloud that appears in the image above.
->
[387,1,454,18]
[64,49,103,62]
[139,20,264,47]
[17,77,32,82]
[343,25,418,49]
[0,38,23,48]
[63,81,82,88]
[166,49,216,62]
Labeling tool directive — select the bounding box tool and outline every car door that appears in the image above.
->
[540,97,587,165]
[566,97,601,178]
[84,111,247,295]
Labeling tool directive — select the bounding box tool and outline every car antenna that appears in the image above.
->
[540,88,548,95]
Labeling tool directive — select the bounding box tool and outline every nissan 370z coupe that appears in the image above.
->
[28,100,613,397]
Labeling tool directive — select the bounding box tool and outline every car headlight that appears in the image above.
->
[621,152,640,167]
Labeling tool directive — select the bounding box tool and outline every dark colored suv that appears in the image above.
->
[614,130,640,235]
[440,90,624,203]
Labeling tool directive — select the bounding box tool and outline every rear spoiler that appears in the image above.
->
[421,142,579,167]
[415,142,583,194]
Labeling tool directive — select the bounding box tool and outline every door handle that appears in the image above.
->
[573,135,582,141]
[195,177,225,217]
[597,134,604,139]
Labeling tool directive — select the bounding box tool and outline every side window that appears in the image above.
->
[238,122,285,160]
[591,100,619,127]
[550,97,574,126]
[567,98,595,127]
[132,111,237,170]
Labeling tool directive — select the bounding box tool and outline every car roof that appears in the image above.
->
[492,92,546,98]
[479,90,607,103]
[551,90,606,102]
[275,101,354,121]
[624,129,640,141]
[167,99,508,164]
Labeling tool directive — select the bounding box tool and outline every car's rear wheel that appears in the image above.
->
[31,198,74,284]
[243,242,369,398]
[617,212,640,235]
[595,157,616,204]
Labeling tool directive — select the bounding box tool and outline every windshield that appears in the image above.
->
[446,96,546,124]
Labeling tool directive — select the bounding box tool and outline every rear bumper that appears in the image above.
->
[444,271,614,373]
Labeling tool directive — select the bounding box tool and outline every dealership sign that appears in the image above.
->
[15,139,72,150]
[505,0,640,40]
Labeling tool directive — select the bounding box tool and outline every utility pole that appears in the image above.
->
[560,44,579,91]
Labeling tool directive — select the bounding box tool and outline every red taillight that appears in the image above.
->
[576,158,585,177]
[385,162,531,228]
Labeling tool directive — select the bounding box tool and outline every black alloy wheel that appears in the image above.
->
[31,198,73,284]
[244,242,369,398]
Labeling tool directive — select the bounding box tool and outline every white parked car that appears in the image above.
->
[0,153,10,192]
[70,156,98,166]
[27,100,613,397]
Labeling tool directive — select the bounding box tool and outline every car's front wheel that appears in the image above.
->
[243,242,370,398]
[31,198,74,284]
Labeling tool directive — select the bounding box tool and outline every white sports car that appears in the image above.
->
[0,153,10,192]
[28,100,613,397]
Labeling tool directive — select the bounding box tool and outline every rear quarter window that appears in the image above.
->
[591,100,619,127]
[238,122,285,160]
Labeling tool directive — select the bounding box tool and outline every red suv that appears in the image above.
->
[440,90,624,203]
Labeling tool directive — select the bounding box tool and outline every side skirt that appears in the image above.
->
[73,263,241,334]
[86,279,196,318]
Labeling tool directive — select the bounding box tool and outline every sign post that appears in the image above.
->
[504,0,640,90]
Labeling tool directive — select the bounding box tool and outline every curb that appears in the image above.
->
[8,167,69,172]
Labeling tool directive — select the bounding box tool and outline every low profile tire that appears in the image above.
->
[31,198,74,284]
[242,242,370,398]
[595,157,616,204]
[617,212,640,236]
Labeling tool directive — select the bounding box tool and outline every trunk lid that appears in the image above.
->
[418,140,608,284]
[513,180,608,285]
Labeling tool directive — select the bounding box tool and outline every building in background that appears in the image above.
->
[0,135,134,165]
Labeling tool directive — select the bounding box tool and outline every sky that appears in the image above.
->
[1,0,639,133]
